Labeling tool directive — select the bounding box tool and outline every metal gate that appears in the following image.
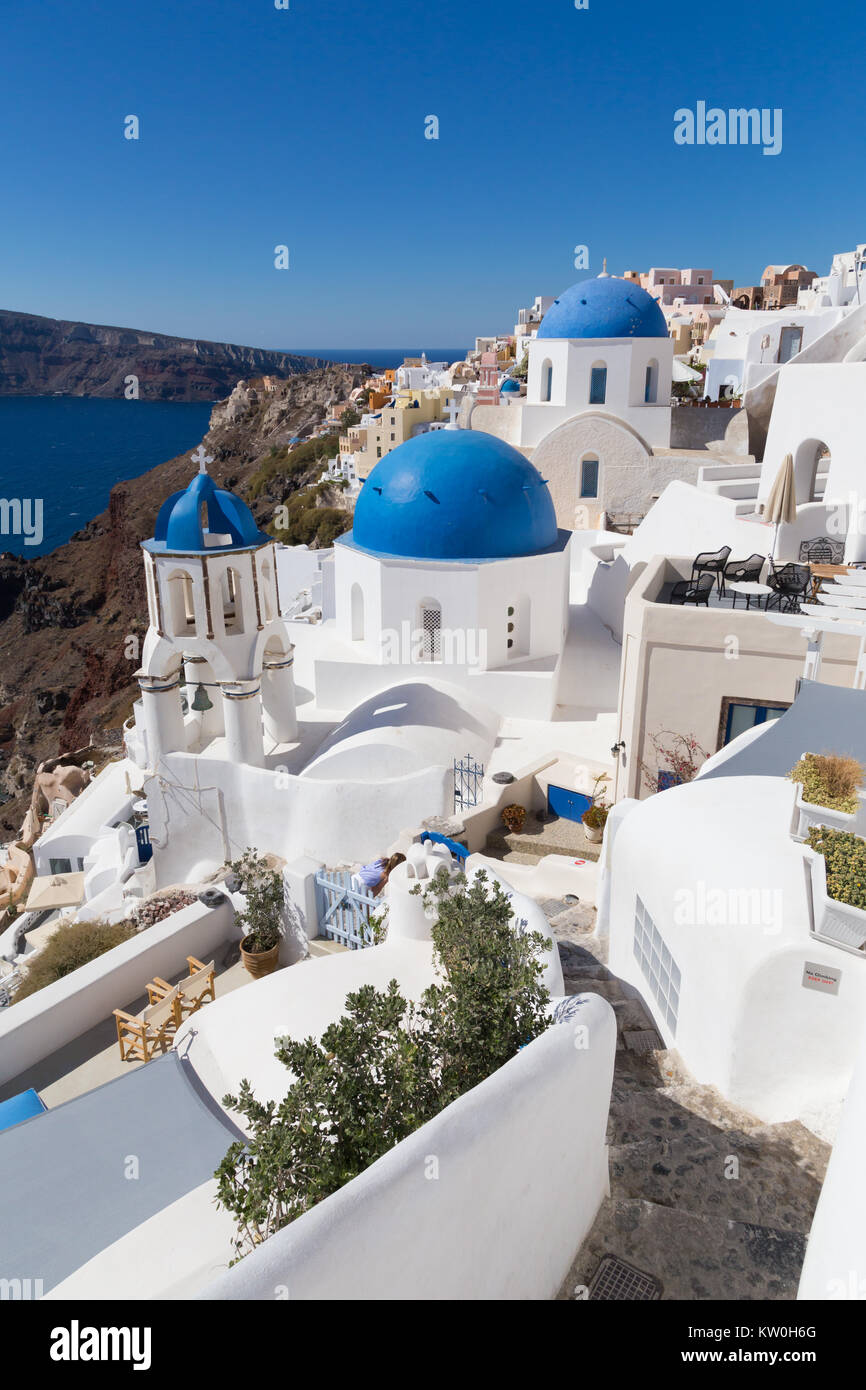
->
[315,869,379,949]
[453,754,484,812]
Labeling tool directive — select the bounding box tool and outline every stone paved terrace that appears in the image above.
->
[485,811,602,864]
[542,896,831,1300]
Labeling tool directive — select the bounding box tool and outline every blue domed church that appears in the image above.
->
[315,429,571,719]
[468,273,676,536]
[520,272,673,449]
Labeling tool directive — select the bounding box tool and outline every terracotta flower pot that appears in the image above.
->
[240,935,281,979]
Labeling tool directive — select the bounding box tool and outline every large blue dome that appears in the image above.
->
[537,275,668,340]
[144,469,269,555]
[348,430,560,562]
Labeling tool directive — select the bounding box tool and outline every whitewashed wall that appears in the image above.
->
[798,1016,866,1299]
[146,751,451,887]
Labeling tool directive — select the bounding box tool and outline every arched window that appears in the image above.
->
[350,582,365,641]
[580,456,600,499]
[589,363,607,405]
[418,598,442,662]
[540,358,553,402]
[644,358,659,403]
[166,569,196,637]
[222,567,245,634]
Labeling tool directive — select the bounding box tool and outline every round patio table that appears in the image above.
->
[726,580,774,610]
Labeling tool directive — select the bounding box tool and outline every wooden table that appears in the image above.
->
[809,564,850,600]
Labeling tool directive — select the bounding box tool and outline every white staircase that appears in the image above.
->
[697,461,829,515]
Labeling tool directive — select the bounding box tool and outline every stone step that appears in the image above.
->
[560,1196,808,1301]
[485,824,600,863]
[482,849,539,867]
[307,937,349,958]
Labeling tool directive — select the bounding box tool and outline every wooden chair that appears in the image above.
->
[113,987,181,1063]
[147,957,215,1021]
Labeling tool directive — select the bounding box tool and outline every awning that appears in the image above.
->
[0,1088,46,1133]
[24,871,86,912]
[0,1052,244,1293]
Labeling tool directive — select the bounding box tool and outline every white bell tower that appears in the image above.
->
[132,447,297,770]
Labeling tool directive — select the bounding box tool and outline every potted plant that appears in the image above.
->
[787,753,865,839]
[804,826,866,950]
[229,848,286,979]
[501,803,526,835]
[582,773,610,844]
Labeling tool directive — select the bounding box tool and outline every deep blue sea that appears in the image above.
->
[0,351,466,559]
[0,398,214,558]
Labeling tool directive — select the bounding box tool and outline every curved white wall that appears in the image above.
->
[198,994,616,1301]
[798,1016,866,1299]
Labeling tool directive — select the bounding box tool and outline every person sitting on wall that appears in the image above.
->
[352,853,406,897]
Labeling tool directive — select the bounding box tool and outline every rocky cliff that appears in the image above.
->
[0,363,364,834]
[0,309,329,400]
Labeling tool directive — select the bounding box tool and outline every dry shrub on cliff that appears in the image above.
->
[14,917,137,1002]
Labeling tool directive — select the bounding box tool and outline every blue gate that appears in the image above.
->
[315,869,379,949]
[135,823,153,864]
[453,754,484,812]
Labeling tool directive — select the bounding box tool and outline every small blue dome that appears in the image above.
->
[500,378,520,392]
[348,430,560,562]
[144,470,269,555]
[537,275,668,340]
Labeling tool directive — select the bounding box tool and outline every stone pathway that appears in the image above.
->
[544,898,831,1301]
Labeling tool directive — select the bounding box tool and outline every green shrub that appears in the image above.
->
[269,491,351,547]
[789,753,864,813]
[247,432,341,499]
[14,918,137,1002]
[807,827,866,911]
[215,869,551,1259]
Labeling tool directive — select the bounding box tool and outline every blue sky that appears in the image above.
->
[1,0,863,349]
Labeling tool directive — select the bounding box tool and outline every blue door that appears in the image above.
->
[547,785,592,822]
[135,824,153,864]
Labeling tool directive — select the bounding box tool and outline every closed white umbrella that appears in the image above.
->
[763,452,797,558]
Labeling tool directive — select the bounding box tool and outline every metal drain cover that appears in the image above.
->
[588,1255,661,1301]
[623,1029,663,1054]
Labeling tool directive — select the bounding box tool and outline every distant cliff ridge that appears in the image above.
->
[0,310,329,401]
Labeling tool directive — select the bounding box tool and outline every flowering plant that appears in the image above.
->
[640,731,708,794]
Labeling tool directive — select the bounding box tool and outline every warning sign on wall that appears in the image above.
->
[802,961,842,996]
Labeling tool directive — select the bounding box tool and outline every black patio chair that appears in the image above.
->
[691,546,731,594]
[669,572,715,607]
[722,553,766,604]
[767,561,811,613]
